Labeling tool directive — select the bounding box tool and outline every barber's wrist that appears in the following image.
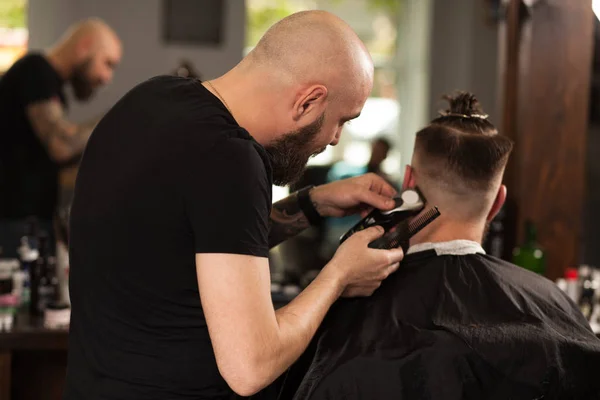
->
[297,185,323,226]
[315,262,345,297]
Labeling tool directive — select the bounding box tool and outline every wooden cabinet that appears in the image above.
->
[498,0,594,280]
[0,314,68,400]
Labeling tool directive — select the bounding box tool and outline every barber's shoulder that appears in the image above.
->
[199,135,271,200]
[3,53,53,83]
[13,53,46,69]
[138,75,212,96]
[216,133,270,175]
[124,75,185,97]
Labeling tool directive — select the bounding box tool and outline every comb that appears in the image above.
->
[370,206,441,250]
[339,188,425,244]
[408,206,441,238]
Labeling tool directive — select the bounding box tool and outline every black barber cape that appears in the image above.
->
[276,241,600,400]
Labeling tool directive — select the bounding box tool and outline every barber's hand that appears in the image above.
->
[325,226,404,297]
[310,173,397,218]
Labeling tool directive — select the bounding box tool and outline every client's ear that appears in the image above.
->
[487,185,507,222]
[402,165,416,190]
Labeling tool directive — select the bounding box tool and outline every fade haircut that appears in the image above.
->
[412,92,513,220]
[415,92,513,193]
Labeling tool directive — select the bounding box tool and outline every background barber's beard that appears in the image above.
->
[71,59,97,101]
[266,113,326,186]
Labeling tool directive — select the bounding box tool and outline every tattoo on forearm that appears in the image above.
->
[27,99,98,162]
[269,192,311,248]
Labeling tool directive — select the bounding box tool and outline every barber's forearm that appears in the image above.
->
[258,266,343,383]
[198,252,345,396]
[52,116,100,161]
[27,99,102,163]
[268,191,311,248]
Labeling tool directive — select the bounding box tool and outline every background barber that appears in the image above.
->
[0,18,121,230]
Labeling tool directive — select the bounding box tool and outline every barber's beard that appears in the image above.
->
[265,113,326,186]
[71,58,98,101]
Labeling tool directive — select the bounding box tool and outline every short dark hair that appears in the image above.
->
[414,92,513,192]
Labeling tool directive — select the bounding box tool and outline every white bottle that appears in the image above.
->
[564,268,580,303]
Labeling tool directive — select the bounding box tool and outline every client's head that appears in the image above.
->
[403,92,514,243]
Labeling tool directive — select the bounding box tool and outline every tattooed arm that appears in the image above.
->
[269,191,316,248]
[26,98,101,164]
[269,174,399,248]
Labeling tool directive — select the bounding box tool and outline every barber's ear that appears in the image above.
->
[487,185,507,222]
[402,165,416,190]
[293,85,327,121]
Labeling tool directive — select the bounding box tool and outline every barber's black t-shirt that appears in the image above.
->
[64,76,273,399]
[0,53,66,219]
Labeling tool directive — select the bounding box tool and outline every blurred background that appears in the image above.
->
[0,0,598,398]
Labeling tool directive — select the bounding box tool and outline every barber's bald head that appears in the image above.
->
[225,11,373,185]
[248,11,373,98]
[404,92,513,223]
[52,18,122,101]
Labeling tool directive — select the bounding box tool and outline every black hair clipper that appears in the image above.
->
[339,188,425,244]
[368,206,441,252]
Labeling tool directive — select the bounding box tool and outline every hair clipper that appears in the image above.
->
[368,206,441,251]
[339,188,425,244]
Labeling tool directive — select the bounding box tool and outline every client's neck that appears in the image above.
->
[409,217,485,246]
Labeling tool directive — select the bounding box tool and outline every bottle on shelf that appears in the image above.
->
[17,236,39,310]
[564,267,580,303]
[578,265,596,319]
[22,216,40,251]
[30,233,58,316]
[0,259,19,332]
[512,220,546,275]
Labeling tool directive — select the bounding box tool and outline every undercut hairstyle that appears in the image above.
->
[414,92,514,193]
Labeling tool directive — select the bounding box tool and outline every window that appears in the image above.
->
[0,0,27,73]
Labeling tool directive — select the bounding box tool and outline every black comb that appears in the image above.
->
[369,207,441,250]
[408,206,440,238]
[339,188,425,244]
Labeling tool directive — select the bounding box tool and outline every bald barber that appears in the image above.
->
[64,11,403,399]
[0,18,121,220]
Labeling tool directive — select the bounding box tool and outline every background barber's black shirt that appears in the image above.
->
[64,76,272,399]
[278,250,600,400]
[0,53,66,219]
